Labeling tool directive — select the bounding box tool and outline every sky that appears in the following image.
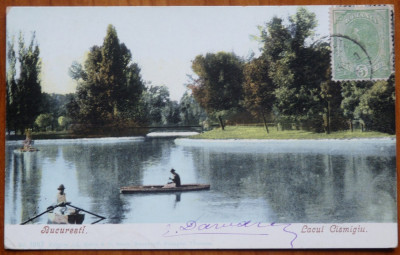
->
[6,6,330,101]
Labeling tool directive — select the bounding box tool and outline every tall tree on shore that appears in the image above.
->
[320,78,344,134]
[243,57,275,133]
[6,37,17,134]
[6,33,42,134]
[189,52,244,130]
[261,8,331,130]
[68,25,145,126]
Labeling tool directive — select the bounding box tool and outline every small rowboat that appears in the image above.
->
[48,208,85,224]
[120,184,210,194]
[21,202,105,225]
[48,212,85,224]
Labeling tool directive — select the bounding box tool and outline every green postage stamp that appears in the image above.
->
[330,5,394,81]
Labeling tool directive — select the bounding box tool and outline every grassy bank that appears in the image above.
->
[191,126,395,140]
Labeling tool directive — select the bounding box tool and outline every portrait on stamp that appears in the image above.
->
[330,6,394,81]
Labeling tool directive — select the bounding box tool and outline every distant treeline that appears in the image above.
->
[6,8,395,137]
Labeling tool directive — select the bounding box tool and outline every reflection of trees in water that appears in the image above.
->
[6,139,396,224]
[243,153,327,222]
[191,149,396,223]
[39,145,60,162]
[59,139,166,223]
[15,153,42,224]
[367,156,396,199]
[5,147,18,223]
[191,150,327,220]
[364,156,397,221]
[323,155,396,222]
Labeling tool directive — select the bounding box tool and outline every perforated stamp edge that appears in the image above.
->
[329,5,394,81]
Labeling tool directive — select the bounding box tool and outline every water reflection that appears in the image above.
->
[189,147,397,223]
[5,138,397,224]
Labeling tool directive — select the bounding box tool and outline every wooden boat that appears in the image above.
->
[21,202,105,225]
[120,184,210,194]
[47,209,85,224]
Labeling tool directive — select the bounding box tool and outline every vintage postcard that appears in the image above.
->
[4,5,397,249]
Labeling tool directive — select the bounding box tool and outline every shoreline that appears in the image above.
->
[6,136,145,145]
[177,137,396,142]
[6,135,395,143]
[174,137,396,156]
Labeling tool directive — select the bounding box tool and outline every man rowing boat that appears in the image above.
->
[170,169,181,187]
[163,168,181,188]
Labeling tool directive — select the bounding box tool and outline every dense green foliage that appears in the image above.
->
[34,113,53,131]
[243,57,275,132]
[262,9,335,131]
[179,91,207,126]
[188,7,395,135]
[189,52,244,129]
[142,85,181,125]
[68,25,145,128]
[6,37,17,133]
[36,93,73,131]
[6,14,395,137]
[356,76,396,134]
[6,33,42,134]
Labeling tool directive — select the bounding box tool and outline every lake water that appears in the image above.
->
[4,136,397,225]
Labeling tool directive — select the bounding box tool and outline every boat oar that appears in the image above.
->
[67,204,106,224]
[20,204,61,225]
[91,218,105,225]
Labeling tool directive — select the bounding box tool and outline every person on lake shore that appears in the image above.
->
[163,168,181,188]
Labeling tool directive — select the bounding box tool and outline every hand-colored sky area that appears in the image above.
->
[7,6,329,101]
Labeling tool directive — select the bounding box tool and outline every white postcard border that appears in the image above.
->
[4,223,398,249]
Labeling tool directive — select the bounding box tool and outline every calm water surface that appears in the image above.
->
[5,137,397,224]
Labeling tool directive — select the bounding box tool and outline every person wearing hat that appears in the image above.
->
[169,169,181,187]
[57,184,67,203]
[56,184,67,214]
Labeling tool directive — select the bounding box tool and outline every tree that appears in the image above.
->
[260,8,331,131]
[39,93,73,130]
[320,79,344,134]
[340,80,373,131]
[356,76,395,134]
[34,113,53,131]
[179,91,207,126]
[69,25,145,127]
[142,85,171,125]
[18,32,43,133]
[189,52,244,130]
[68,61,87,81]
[261,17,291,63]
[243,57,275,133]
[73,45,109,124]
[162,100,181,125]
[6,32,42,134]
[58,116,71,130]
[6,36,17,134]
